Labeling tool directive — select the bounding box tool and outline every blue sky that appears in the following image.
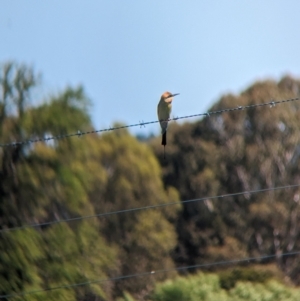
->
[1,1,300,136]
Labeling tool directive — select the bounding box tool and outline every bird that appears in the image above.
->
[157,91,179,158]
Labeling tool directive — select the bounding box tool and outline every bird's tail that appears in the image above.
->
[162,132,167,146]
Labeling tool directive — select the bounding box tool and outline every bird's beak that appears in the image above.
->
[167,93,180,99]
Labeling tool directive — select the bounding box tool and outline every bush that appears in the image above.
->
[150,272,300,301]
[219,267,273,290]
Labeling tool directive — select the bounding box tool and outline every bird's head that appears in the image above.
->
[161,91,179,103]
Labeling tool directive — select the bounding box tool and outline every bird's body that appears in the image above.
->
[157,91,179,157]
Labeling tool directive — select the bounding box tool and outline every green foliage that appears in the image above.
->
[90,128,181,297]
[151,76,300,283]
[116,291,137,301]
[219,267,273,290]
[0,230,43,300]
[25,86,91,137]
[0,62,116,300]
[151,272,300,301]
[230,280,300,301]
[2,61,300,300]
[152,272,229,301]
[0,61,180,300]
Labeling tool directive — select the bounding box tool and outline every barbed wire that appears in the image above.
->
[1,97,299,299]
[1,250,299,299]
[0,97,299,148]
[1,183,299,234]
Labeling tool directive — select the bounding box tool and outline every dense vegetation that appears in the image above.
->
[1,62,300,300]
[151,75,300,284]
[150,271,300,301]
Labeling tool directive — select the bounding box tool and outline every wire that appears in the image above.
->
[1,98,299,298]
[1,250,299,299]
[0,97,299,147]
[1,183,299,233]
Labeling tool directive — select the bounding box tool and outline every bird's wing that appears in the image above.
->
[157,101,171,134]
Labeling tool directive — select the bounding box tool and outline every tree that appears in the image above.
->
[0,62,116,300]
[89,127,181,299]
[0,62,181,300]
[151,76,300,283]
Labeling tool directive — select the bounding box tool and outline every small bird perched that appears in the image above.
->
[157,91,179,158]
